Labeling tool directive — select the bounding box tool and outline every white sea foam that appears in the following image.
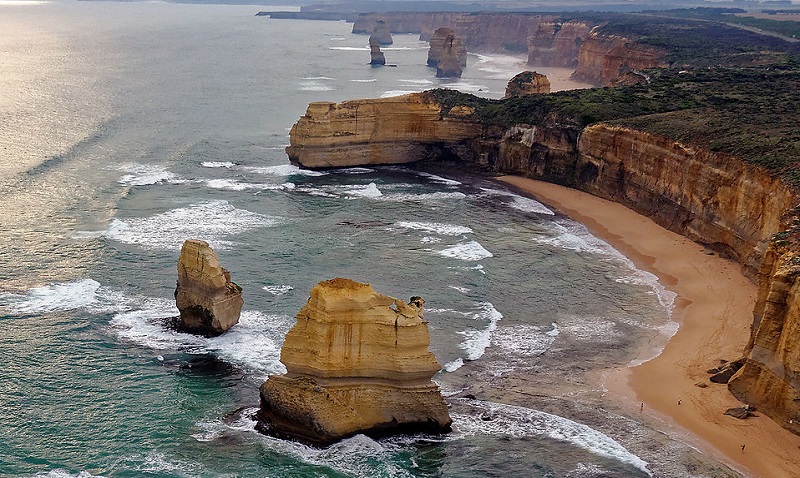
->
[457,301,503,361]
[421,236,441,243]
[417,172,461,185]
[535,222,613,255]
[381,191,467,203]
[453,399,651,475]
[248,164,327,177]
[350,79,378,83]
[342,183,382,198]
[97,200,278,250]
[398,79,434,85]
[200,161,235,168]
[481,187,554,215]
[302,76,334,80]
[137,452,199,475]
[114,163,179,186]
[449,285,471,293]
[29,471,106,478]
[263,285,294,295]
[205,179,282,191]
[394,221,473,236]
[380,90,419,98]
[299,81,334,92]
[110,306,290,377]
[443,358,464,372]
[492,323,559,356]
[333,167,375,174]
[438,240,493,261]
[1,279,101,315]
[328,46,367,51]
[560,317,620,343]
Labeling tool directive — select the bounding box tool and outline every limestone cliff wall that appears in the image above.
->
[527,21,593,68]
[286,94,484,168]
[572,31,668,86]
[352,13,430,34]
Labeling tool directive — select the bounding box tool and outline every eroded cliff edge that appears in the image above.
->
[285,72,800,433]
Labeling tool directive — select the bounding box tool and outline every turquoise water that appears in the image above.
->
[0,2,735,477]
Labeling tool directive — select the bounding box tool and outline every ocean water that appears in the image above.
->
[0,2,737,477]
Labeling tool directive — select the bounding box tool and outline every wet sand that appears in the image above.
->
[497,176,800,478]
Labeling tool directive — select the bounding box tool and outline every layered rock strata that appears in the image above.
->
[258,278,452,445]
[527,21,593,69]
[286,94,482,168]
[368,37,385,66]
[174,239,243,336]
[571,32,668,86]
[427,27,466,69]
[504,71,551,98]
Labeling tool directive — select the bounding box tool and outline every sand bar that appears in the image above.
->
[497,176,800,478]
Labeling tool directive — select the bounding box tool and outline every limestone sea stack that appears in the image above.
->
[427,27,466,70]
[504,71,551,98]
[368,37,385,66]
[174,239,243,336]
[370,19,393,45]
[258,278,451,445]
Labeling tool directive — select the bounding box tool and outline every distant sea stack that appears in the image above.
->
[174,239,243,336]
[257,278,452,445]
[368,37,385,66]
[370,19,393,45]
[504,71,551,98]
[427,27,466,71]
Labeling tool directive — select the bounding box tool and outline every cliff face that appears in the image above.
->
[572,32,668,86]
[352,13,430,35]
[286,94,483,168]
[729,238,800,434]
[258,278,451,445]
[527,21,593,68]
[504,71,551,98]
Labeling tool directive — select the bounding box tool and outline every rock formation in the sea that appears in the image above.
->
[368,37,386,66]
[285,93,482,168]
[427,27,466,70]
[174,239,243,336]
[369,19,393,45]
[257,278,451,445]
[504,71,551,98]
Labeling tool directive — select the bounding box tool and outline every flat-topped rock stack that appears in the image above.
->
[504,71,551,98]
[427,27,466,78]
[257,278,451,445]
[368,37,385,66]
[174,239,243,336]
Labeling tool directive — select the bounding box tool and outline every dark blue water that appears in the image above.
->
[0,2,738,477]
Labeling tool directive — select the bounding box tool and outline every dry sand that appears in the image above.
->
[497,176,800,478]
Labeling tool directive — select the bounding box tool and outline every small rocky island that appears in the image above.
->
[427,27,466,78]
[174,239,243,336]
[257,278,451,445]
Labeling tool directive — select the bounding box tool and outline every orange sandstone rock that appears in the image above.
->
[504,71,551,98]
[258,278,451,445]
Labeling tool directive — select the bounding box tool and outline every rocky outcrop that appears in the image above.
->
[369,19,393,45]
[257,278,451,445]
[572,32,668,86]
[174,239,243,336]
[504,71,551,98]
[427,27,467,71]
[728,235,800,434]
[286,94,483,169]
[285,92,800,434]
[527,21,593,68]
[368,37,385,66]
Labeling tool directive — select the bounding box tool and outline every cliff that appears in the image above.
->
[504,71,551,98]
[258,278,451,445]
[572,31,668,86]
[285,94,483,169]
[174,239,243,336]
[728,229,800,434]
[527,21,593,69]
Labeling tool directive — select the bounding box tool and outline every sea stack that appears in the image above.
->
[369,37,385,66]
[427,27,466,74]
[504,71,551,98]
[257,278,451,445]
[174,239,243,336]
[370,19,393,45]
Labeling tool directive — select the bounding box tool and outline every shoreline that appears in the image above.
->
[496,176,800,478]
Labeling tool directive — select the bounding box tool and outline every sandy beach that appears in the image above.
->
[497,176,800,478]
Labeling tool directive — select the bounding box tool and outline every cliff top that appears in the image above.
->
[425,65,800,188]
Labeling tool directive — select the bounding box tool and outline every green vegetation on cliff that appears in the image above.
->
[424,66,800,187]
